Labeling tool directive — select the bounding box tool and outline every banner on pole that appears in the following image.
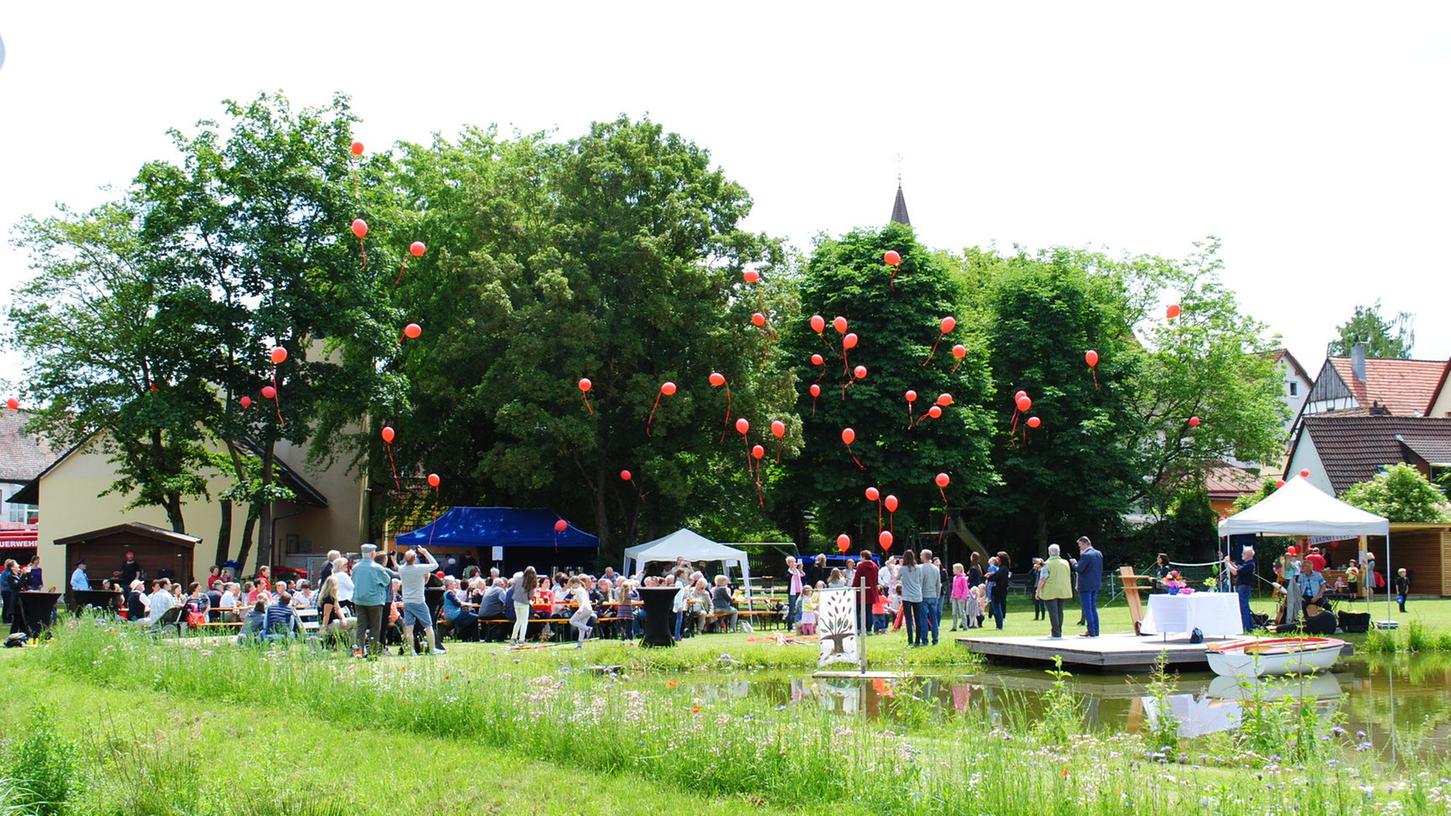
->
[816,587,860,669]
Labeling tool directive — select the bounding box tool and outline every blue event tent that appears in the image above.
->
[395,507,597,551]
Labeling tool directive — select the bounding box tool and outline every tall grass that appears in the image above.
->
[21,616,1451,816]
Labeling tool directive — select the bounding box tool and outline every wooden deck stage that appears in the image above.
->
[956,633,1354,673]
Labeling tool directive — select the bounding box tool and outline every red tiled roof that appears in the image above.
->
[1425,361,1451,417]
[1326,357,1446,417]
[1294,414,1451,493]
[1204,462,1262,499]
[0,410,58,483]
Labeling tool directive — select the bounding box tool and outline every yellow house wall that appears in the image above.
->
[37,434,365,584]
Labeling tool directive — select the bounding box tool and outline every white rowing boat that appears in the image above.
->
[1205,636,1345,678]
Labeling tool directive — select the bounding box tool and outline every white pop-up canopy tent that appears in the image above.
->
[623,528,753,596]
[1217,475,1392,621]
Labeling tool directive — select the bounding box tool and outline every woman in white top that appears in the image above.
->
[333,561,355,606]
[567,577,593,648]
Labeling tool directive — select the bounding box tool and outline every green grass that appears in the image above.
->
[3,615,1449,815]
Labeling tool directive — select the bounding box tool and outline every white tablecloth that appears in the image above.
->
[1141,592,1244,638]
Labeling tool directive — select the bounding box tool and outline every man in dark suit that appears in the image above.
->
[1072,536,1103,637]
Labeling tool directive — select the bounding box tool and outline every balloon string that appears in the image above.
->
[428,489,439,548]
[846,446,865,470]
[776,441,783,465]
[385,442,400,491]
[582,393,593,414]
[272,370,285,426]
[922,335,942,367]
[889,271,897,292]
[645,392,663,436]
[359,237,367,275]
[1010,408,1019,434]
[811,395,817,417]
[876,501,882,537]
[718,388,733,443]
[890,511,895,538]
[907,402,914,429]
[951,359,963,374]
[1092,369,1100,389]
[394,261,408,289]
[939,487,950,546]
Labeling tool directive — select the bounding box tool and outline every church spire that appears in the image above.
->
[889,182,910,226]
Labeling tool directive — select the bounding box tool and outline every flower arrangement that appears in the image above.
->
[1163,571,1186,595]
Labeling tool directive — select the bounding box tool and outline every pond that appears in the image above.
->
[691,654,1451,755]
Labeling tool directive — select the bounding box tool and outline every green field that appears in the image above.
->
[2,603,1449,816]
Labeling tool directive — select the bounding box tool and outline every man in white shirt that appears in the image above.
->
[147,579,176,625]
[397,547,444,655]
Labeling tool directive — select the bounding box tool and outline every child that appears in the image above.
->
[967,583,986,629]
[888,584,905,632]
[567,577,593,648]
[950,563,970,631]
[799,586,818,635]
[871,587,889,633]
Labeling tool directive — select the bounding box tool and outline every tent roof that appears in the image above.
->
[395,507,598,550]
[623,528,748,564]
[1217,476,1389,538]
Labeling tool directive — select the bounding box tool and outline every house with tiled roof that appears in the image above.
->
[1300,344,1445,419]
[1285,413,1451,496]
[1425,360,1451,418]
[0,409,59,559]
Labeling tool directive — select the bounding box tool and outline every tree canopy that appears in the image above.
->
[1343,464,1448,523]
[1328,301,1415,359]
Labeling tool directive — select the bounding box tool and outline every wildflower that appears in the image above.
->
[1331,726,1347,737]
[691,706,701,714]
[1357,741,1373,752]
[1061,767,1069,778]
[665,680,679,688]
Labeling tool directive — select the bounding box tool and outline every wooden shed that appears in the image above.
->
[53,522,201,592]
[1366,523,1451,597]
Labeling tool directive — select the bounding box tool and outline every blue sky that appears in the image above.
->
[2,2,1448,385]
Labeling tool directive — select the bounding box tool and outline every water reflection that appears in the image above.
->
[690,654,1451,754]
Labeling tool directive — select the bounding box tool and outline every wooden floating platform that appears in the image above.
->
[956,633,1354,673]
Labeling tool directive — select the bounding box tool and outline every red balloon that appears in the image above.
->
[351,219,368,239]
[1085,349,1099,368]
[1016,396,1032,412]
[709,372,726,387]
[865,486,880,502]
[620,470,632,481]
[1188,416,1201,428]
[409,241,427,257]
[660,381,677,396]
[578,378,592,393]
[811,354,825,366]
[833,316,848,334]
[904,390,918,403]
[936,393,953,407]
[261,385,277,400]
[940,316,957,334]
[403,323,422,339]
[736,418,750,435]
[927,405,942,419]
[1167,304,1182,319]
[4,398,17,410]
[751,312,767,327]
[854,365,867,380]
[935,472,950,488]
[1276,479,1287,488]
[810,315,826,333]
[883,495,898,512]
[883,249,902,266]
[751,444,765,460]
[239,396,252,408]
[842,333,859,350]
[879,530,893,550]
[427,473,441,488]
[1014,390,1027,400]
[770,420,786,439]
[270,347,288,365]
[1026,416,1042,429]
[554,519,567,533]
[836,534,851,554]
[743,269,760,284]
[380,426,395,444]
[840,427,856,445]
[350,141,364,156]
[809,384,821,398]
[1299,468,1310,478]
[952,344,967,360]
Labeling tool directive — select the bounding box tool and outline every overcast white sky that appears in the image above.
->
[2,2,1449,386]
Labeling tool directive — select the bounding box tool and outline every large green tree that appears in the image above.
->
[9,201,216,533]
[381,118,795,560]
[1343,464,1448,522]
[779,223,996,554]
[1328,301,1415,359]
